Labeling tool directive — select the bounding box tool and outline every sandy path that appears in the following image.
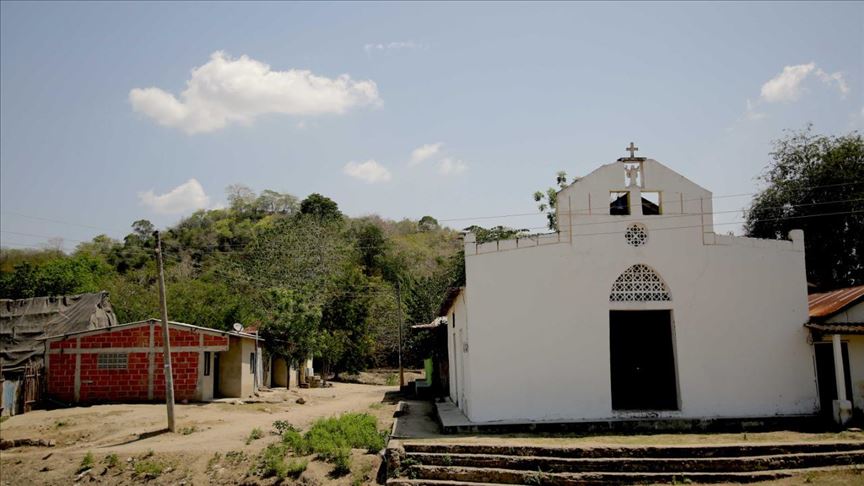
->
[1,382,398,455]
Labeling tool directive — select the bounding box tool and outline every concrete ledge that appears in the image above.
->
[435,400,824,435]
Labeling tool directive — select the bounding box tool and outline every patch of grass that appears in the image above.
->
[134,460,164,478]
[103,453,119,469]
[368,402,383,410]
[179,425,197,435]
[385,374,398,386]
[246,427,264,445]
[304,413,386,458]
[252,443,307,479]
[77,452,95,474]
[0,415,9,424]
[279,412,386,476]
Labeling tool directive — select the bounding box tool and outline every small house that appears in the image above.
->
[43,319,262,404]
[806,285,864,425]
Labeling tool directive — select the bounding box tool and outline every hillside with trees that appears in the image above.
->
[0,189,465,374]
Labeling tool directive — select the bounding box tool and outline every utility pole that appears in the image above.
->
[154,231,176,432]
[396,281,405,388]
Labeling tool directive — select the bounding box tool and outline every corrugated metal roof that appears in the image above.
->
[808,285,864,319]
[40,319,260,342]
[805,322,864,335]
[412,316,447,329]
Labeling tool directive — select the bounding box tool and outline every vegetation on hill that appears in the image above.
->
[0,189,464,371]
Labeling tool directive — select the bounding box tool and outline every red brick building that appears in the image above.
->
[43,320,260,404]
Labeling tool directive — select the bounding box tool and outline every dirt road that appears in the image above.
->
[0,382,400,485]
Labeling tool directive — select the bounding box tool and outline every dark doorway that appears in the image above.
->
[610,310,678,410]
[814,342,853,417]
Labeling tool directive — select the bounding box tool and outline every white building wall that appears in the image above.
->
[446,291,471,418]
[845,336,864,413]
[457,159,817,423]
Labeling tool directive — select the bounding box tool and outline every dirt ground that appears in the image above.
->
[0,380,402,485]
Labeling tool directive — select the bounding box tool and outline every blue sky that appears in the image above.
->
[1,2,861,250]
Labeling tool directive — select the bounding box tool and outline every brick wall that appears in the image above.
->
[47,352,76,402]
[152,352,199,400]
[46,323,229,403]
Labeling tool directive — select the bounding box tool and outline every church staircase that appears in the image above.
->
[386,440,864,485]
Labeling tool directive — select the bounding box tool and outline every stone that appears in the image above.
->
[296,397,306,405]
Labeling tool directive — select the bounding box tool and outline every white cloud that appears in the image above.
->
[815,68,849,96]
[343,160,392,183]
[409,142,443,165]
[364,41,425,54]
[437,158,468,176]
[130,51,380,134]
[138,179,211,214]
[760,62,848,103]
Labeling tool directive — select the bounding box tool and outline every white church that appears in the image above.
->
[440,145,858,428]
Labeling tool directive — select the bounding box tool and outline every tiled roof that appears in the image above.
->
[805,322,864,335]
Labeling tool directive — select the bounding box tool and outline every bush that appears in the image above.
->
[331,447,352,477]
[134,460,164,478]
[278,412,385,476]
[282,429,311,455]
[104,453,119,468]
[272,420,298,435]
[304,413,386,458]
[246,427,263,445]
[77,452,94,473]
[253,443,307,479]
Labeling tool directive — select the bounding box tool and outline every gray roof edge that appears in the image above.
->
[39,318,261,342]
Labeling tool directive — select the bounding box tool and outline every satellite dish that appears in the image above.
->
[233,323,244,332]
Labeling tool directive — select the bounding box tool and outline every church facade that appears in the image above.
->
[444,150,818,425]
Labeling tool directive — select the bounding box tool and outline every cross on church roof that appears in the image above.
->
[626,142,638,158]
[618,141,646,162]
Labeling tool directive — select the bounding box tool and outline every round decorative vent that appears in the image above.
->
[625,224,648,247]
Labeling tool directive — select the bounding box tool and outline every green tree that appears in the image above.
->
[319,268,375,376]
[464,225,528,244]
[300,193,343,222]
[258,289,321,377]
[533,171,570,231]
[418,216,439,232]
[745,128,864,290]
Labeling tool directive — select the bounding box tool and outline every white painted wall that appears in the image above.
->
[845,336,864,413]
[445,290,471,418]
[452,158,817,423]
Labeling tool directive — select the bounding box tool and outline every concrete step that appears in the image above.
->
[387,480,505,486]
[402,441,864,458]
[403,464,807,485]
[405,449,864,473]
